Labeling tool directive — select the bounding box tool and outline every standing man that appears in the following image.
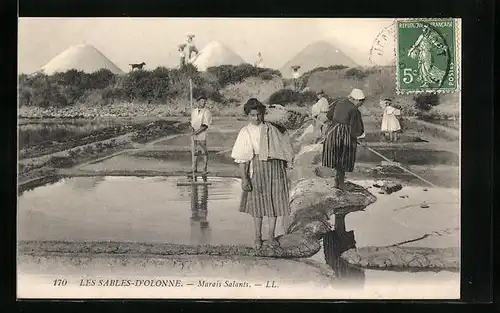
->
[311,90,331,139]
[255,52,264,68]
[190,96,212,174]
[291,65,301,91]
[178,44,187,69]
[186,34,199,63]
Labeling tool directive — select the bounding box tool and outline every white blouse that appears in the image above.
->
[231,123,262,163]
[384,106,401,116]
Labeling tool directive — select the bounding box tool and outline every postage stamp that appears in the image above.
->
[395,18,460,94]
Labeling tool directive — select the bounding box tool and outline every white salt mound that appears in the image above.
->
[280,41,358,78]
[192,41,246,71]
[37,44,124,75]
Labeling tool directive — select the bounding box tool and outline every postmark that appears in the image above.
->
[369,22,396,66]
[395,18,460,94]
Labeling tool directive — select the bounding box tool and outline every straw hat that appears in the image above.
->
[349,88,365,100]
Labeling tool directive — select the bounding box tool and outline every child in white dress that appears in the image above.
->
[380,98,401,142]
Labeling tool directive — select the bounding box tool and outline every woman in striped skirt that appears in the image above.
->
[231,99,295,249]
[322,88,366,189]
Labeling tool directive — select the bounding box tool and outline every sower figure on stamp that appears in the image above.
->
[321,88,366,190]
[190,96,212,174]
[407,25,448,88]
[231,98,295,249]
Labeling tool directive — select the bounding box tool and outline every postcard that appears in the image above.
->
[17,17,460,299]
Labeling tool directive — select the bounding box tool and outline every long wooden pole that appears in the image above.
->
[357,142,439,188]
[316,133,440,188]
[177,78,211,186]
[189,78,195,181]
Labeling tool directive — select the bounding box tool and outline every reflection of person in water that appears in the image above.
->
[189,175,211,245]
[407,25,448,87]
[323,230,365,286]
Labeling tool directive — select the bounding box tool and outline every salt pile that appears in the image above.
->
[191,41,246,71]
[280,41,358,78]
[37,44,124,75]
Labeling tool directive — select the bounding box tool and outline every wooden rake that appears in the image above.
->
[176,78,212,187]
[316,133,439,188]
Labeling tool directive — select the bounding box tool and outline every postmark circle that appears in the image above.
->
[369,22,397,66]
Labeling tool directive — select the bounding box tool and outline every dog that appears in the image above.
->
[129,62,146,70]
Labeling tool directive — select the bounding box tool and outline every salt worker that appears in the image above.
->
[178,44,187,68]
[186,35,199,62]
[231,98,295,249]
[311,90,330,138]
[190,96,212,174]
[322,88,366,189]
[291,65,301,91]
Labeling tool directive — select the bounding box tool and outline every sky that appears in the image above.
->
[18,18,395,74]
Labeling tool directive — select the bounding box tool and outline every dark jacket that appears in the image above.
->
[326,98,364,138]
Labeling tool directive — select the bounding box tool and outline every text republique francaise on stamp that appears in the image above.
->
[396,19,460,94]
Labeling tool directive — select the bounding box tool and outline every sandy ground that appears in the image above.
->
[17,253,459,299]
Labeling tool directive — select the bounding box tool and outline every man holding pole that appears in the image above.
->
[190,96,212,174]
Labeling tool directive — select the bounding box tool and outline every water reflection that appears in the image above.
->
[323,229,365,287]
[189,175,212,245]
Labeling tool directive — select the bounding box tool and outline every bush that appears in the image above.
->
[413,93,440,111]
[88,69,116,89]
[298,65,349,88]
[258,72,275,81]
[79,89,109,106]
[19,64,247,109]
[31,83,68,107]
[268,89,317,107]
[206,64,281,87]
[344,67,370,79]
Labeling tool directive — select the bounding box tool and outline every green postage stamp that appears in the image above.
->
[396,18,460,94]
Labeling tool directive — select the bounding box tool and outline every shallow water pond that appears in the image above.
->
[18,176,287,245]
[17,175,460,293]
[18,176,459,249]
